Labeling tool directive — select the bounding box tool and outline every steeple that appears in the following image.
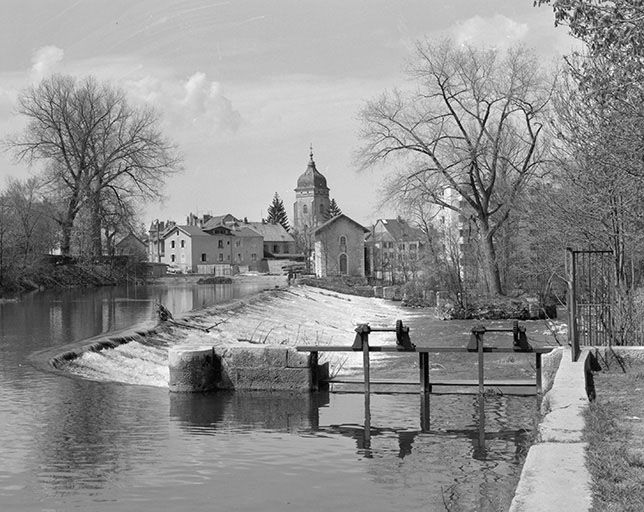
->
[296,145,328,191]
[293,145,331,232]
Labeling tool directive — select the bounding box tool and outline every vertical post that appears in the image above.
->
[478,330,485,396]
[420,391,430,432]
[535,352,542,395]
[477,394,486,455]
[567,248,580,362]
[310,351,319,391]
[419,352,430,394]
[361,325,371,443]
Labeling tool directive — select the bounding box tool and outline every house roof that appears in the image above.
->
[235,226,263,238]
[375,218,424,241]
[202,214,240,230]
[162,225,210,239]
[314,213,369,235]
[246,222,294,243]
[116,232,145,247]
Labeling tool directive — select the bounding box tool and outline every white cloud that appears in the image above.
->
[31,46,65,79]
[180,72,241,132]
[451,14,529,49]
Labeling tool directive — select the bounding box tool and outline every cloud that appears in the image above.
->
[31,46,65,79]
[180,72,241,132]
[451,14,529,49]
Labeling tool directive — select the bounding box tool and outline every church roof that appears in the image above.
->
[314,214,369,235]
[295,148,328,191]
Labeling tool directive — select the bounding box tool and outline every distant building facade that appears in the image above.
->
[366,218,425,283]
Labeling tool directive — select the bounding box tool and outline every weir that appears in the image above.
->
[167,319,554,396]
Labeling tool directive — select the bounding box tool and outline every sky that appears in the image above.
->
[0,0,577,229]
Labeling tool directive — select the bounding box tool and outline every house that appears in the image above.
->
[313,214,369,278]
[115,232,147,258]
[160,224,229,272]
[245,221,297,258]
[366,218,426,283]
[148,220,176,262]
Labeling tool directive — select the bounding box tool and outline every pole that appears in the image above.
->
[362,326,371,444]
[477,330,485,396]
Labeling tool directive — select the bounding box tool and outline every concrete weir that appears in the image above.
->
[168,344,315,393]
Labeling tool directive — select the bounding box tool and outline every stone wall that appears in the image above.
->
[169,344,314,392]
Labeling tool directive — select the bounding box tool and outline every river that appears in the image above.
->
[0,279,563,511]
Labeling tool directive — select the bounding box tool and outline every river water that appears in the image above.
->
[0,280,563,512]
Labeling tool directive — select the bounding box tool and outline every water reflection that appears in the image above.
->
[168,389,535,511]
[171,389,535,463]
[169,391,330,433]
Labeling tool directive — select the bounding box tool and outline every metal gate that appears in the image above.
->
[566,248,613,361]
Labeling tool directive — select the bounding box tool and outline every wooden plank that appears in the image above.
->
[296,345,554,354]
[325,378,536,387]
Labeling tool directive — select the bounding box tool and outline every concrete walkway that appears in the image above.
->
[509,348,592,512]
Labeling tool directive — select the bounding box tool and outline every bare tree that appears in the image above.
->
[356,39,553,295]
[6,74,182,257]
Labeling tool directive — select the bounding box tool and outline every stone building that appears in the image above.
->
[313,215,368,278]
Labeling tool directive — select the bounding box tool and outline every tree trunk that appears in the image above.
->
[89,189,103,258]
[478,219,504,296]
[59,217,74,257]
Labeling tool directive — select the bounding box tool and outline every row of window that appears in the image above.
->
[170,239,237,249]
[378,242,418,250]
[171,253,258,263]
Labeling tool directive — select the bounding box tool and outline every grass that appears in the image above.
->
[584,369,644,512]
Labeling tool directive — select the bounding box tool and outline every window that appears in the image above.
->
[303,204,308,214]
[235,240,241,247]
[339,236,347,252]
[218,240,224,248]
[201,253,207,262]
[251,253,257,261]
[218,253,224,262]
[181,240,185,248]
[171,254,175,262]
[410,243,417,251]
[237,253,242,262]
[339,254,348,275]
[319,204,324,214]
[171,240,175,249]
[273,244,279,254]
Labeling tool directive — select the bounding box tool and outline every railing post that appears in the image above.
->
[419,352,430,394]
[567,248,580,362]
[310,351,319,391]
[356,323,371,443]
[535,352,542,395]
[478,330,485,395]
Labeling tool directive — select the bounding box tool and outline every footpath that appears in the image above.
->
[510,348,592,511]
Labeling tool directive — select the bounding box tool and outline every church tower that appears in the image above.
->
[293,147,330,232]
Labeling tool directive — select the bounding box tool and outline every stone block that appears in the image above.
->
[286,348,310,368]
[233,367,312,391]
[221,345,289,368]
[169,346,221,393]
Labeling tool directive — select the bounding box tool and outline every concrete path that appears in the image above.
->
[509,348,592,512]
